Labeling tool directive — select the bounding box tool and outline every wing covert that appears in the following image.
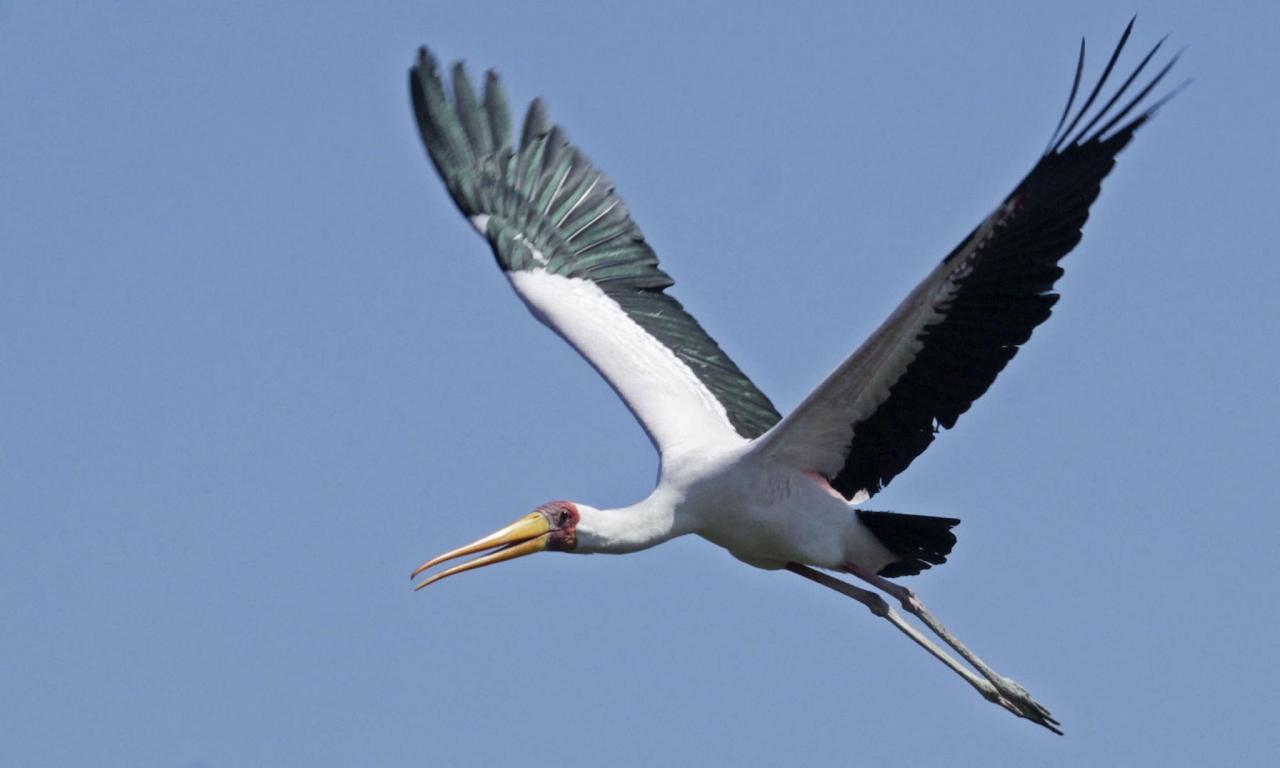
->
[410,50,781,454]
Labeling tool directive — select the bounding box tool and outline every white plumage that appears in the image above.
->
[407,20,1185,734]
[509,270,741,454]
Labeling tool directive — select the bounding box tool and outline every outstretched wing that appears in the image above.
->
[751,21,1184,501]
[410,50,781,456]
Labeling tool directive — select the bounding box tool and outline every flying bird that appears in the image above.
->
[407,20,1182,733]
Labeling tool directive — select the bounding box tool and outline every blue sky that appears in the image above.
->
[3,1,1279,765]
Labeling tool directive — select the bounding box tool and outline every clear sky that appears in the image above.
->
[3,1,1278,765]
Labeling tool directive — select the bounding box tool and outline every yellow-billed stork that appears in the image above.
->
[407,19,1184,734]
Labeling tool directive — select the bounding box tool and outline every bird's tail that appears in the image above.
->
[857,511,960,577]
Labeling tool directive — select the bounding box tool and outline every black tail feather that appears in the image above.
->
[858,511,960,577]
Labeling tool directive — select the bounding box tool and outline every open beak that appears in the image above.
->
[410,512,551,590]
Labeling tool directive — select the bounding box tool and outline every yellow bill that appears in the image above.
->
[411,511,552,590]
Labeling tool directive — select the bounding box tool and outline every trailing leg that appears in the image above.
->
[843,561,1059,732]
[785,563,1054,731]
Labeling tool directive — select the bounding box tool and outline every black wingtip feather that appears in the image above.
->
[1049,20,1184,155]
[1068,36,1166,146]
[1092,48,1182,143]
[1045,38,1087,154]
[1051,19,1135,154]
[829,22,1183,501]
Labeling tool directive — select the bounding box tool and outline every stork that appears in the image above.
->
[407,20,1183,733]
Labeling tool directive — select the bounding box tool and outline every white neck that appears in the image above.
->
[574,494,689,554]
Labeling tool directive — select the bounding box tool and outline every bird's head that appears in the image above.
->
[411,500,588,589]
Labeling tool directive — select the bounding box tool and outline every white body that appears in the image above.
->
[509,269,898,571]
[574,439,896,572]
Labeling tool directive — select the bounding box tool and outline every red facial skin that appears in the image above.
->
[539,500,579,552]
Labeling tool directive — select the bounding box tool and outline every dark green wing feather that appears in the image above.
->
[410,49,781,445]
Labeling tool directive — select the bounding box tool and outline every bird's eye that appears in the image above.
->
[558,511,569,525]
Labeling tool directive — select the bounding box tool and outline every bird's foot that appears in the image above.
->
[988,675,1061,734]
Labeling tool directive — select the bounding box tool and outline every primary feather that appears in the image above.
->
[410,50,781,453]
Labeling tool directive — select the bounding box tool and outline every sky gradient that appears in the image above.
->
[4,2,1279,765]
